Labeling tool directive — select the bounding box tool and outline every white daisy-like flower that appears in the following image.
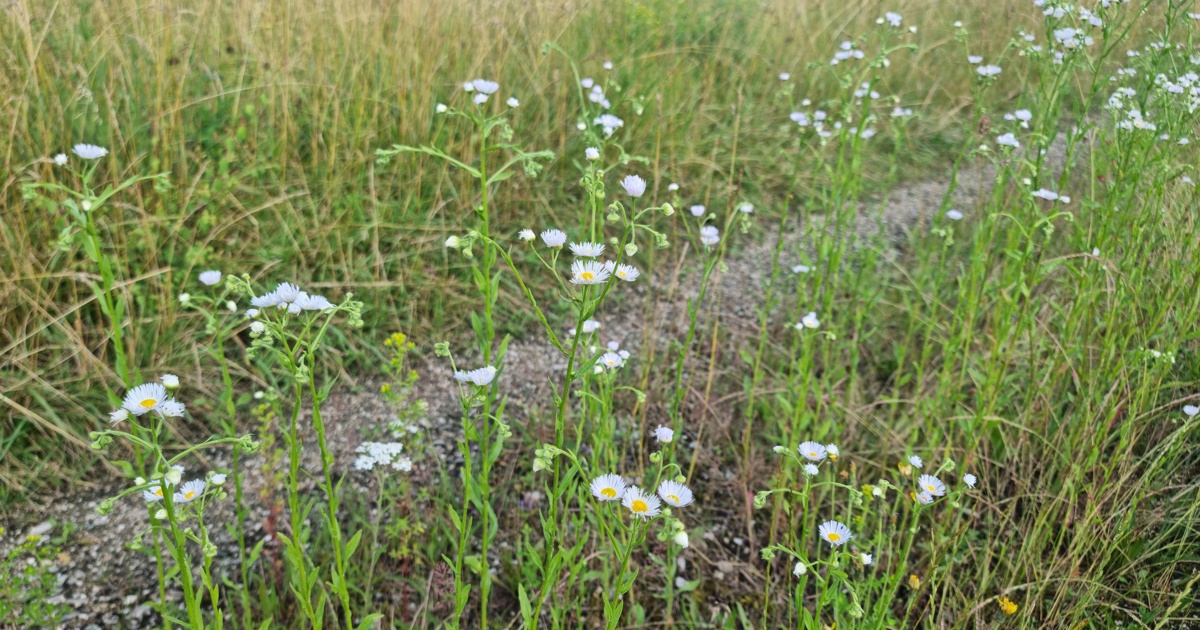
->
[506,97,520,108]
[792,264,811,274]
[594,113,624,136]
[915,490,934,505]
[158,399,186,418]
[803,463,820,476]
[210,473,227,486]
[946,209,964,220]
[143,485,165,502]
[818,520,852,546]
[178,293,191,304]
[689,205,705,217]
[122,383,168,415]
[72,144,109,160]
[779,72,791,81]
[569,241,605,257]
[518,229,535,241]
[198,270,222,286]
[654,425,674,443]
[463,82,475,92]
[622,486,662,518]
[657,480,694,507]
[996,133,1021,148]
[603,60,614,70]
[884,11,902,27]
[581,77,594,89]
[297,294,334,311]
[614,264,640,282]
[569,319,601,336]
[1181,404,1199,416]
[968,55,983,64]
[540,229,568,248]
[798,311,821,329]
[621,175,647,198]
[108,408,129,425]
[435,103,448,113]
[798,441,827,461]
[739,203,754,213]
[570,259,611,285]
[825,444,840,460]
[590,473,626,501]
[918,474,947,496]
[699,225,720,247]
[861,552,874,565]
[473,93,489,105]
[471,79,499,95]
[1032,188,1060,201]
[908,455,924,469]
[250,321,266,335]
[667,182,680,192]
[53,153,69,166]
[585,147,600,160]
[454,366,497,387]
[963,473,978,488]
[250,290,281,308]
[600,352,623,369]
[272,282,302,305]
[977,64,1002,77]
[174,479,207,503]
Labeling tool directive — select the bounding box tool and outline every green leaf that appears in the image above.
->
[518,584,535,629]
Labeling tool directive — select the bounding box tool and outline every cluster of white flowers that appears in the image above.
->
[353,441,412,472]
[794,311,820,330]
[1003,109,1033,128]
[590,474,694,519]
[699,225,720,248]
[463,78,501,105]
[581,78,612,109]
[250,282,334,314]
[996,132,1021,149]
[115,378,186,422]
[1032,188,1071,203]
[594,113,624,137]
[831,41,865,65]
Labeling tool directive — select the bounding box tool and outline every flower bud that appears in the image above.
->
[672,531,689,548]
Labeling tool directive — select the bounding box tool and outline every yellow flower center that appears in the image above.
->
[184,491,196,499]
[827,533,841,542]
[581,271,595,281]
[926,484,937,492]
[809,451,818,458]
[631,499,648,513]
[139,398,157,408]
[153,488,163,496]
[601,488,617,498]
[666,494,680,504]
[617,271,626,277]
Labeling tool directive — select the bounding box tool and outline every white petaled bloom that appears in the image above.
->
[672,531,689,547]
[471,79,499,95]
[654,425,674,443]
[622,486,662,518]
[614,263,639,282]
[298,294,334,311]
[885,11,902,27]
[997,133,1021,149]
[600,352,623,369]
[108,408,129,425]
[825,444,840,460]
[689,205,705,217]
[473,93,489,105]
[72,144,109,160]
[272,282,302,305]
[818,520,852,546]
[963,473,978,488]
[699,225,720,247]
[798,441,827,462]
[161,374,180,389]
[436,103,448,113]
[793,561,807,576]
[1182,404,1199,416]
[946,210,964,221]
[908,455,924,469]
[250,321,266,335]
[353,441,406,471]
[463,82,475,92]
[803,463,820,476]
[792,264,811,274]
[122,383,168,415]
[569,241,605,257]
[918,474,947,496]
[968,55,983,64]
[198,270,222,286]
[667,182,679,192]
[506,97,520,108]
[739,203,754,213]
[540,229,567,248]
[53,153,68,166]
[621,175,647,198]
[174,479,207,504]
[779,72,791,81]
[1032,188,1060,201]
[210,473,227,486]
[862,552,874,565]
[585,147,600,160]
[915,490,934,505]
[590,474,626,500]
[799,311,821,329]
[518,229,535,242]
[178,293,190,304]
[594,113,624,136]
[570,260,611,285]
[143,485,166,502]
[977,65,1002,77]
[657,480,694,507]
[604,60,614,70]
[454,366,497,387]
[158,399,186,418]
[581,77,594,89]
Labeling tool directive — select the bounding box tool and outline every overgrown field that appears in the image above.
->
[2,0,1199,628]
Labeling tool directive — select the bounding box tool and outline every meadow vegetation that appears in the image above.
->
[2,0,1199,628]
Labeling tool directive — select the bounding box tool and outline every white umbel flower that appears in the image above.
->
[620,175,647,197]
[818,520,852,546]
[798,441,827,462]
[72,144,109,160]
[540,229,568,248]
[570,260,611,285]
[198,270,222,286]
[654,425,674,443]
[656,480,694,507]
[590,473,627,501]
[622,486,662,518]
[569,241,605,257]
[122,383,168,415]
[174,479,207,503]
[918,474,947,496]
[613,264,640,282]
[454,366,497,387]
